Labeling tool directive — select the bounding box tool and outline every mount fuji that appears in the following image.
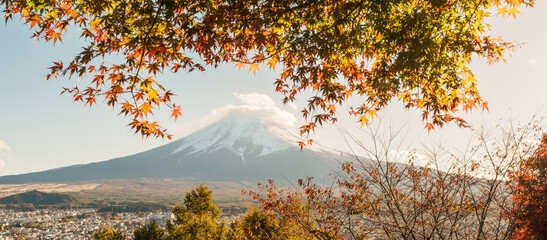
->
[0,112,342,184]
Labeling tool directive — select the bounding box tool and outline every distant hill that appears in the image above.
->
[0,190,78,206]
[97,203,170,213]
[0,112,343,185]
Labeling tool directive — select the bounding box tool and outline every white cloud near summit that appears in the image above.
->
[232,92,297,112]
[233,92,276,109]
[226,92,296,127]
[172,92,297,138]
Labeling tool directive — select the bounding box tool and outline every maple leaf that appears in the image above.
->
[170,105,182,120]
[235,62,246,71]
[139,104,153,118]
[147,89,158,101]
[85,97,96,107]
[248,63,260,74]
[120,101,133,116]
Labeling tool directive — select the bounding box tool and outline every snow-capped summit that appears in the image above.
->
[171,111,336,163]
[171,112,300,161]
[0,111,342,184]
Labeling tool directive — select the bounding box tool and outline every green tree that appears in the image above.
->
[166,184,227,240]
[93,226,126,240]
[229,208,281,240]
[134,220,166,240]
[228,207,309,240]
[1,0,534,139]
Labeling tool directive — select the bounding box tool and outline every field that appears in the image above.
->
[0,178,259,212]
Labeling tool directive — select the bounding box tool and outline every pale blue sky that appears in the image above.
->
[0,2,546,176]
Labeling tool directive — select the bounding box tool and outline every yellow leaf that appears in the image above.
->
[235,62,245,71]
[249,63,260,74]
[147,89,158,100]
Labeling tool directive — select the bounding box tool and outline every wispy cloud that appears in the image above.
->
[0,139,10,169]
[286,101,298,111]
[0,139,10,152]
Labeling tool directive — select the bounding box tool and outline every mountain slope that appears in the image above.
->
[0,112,342,184]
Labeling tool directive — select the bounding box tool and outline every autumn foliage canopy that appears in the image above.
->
[510,134,547,239]
[1,0,535,138]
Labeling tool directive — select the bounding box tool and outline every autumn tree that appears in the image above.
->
[228,207,280,240]
[247,118,543,239]
[0,0,535,139]
[93,226,127,240]
[166,184,227,239]
[227,207,310,240]
[133,220,166,240]
[510,134,547,239]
